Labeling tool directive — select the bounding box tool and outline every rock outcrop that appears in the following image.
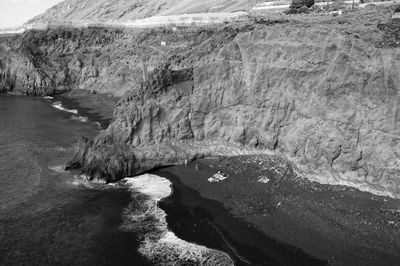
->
[3,8,400,198]
[0,26,245,96]
[68,20,400,198]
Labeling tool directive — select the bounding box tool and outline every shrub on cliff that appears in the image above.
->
[47,28,61,40]
[297,6,311,14]
[290,0,315,9]
[33,31,47,41]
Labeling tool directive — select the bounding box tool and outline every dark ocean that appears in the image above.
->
[0,95,148,265]
[0,95,324,266]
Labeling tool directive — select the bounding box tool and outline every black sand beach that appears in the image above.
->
[156,156,400,266]
[54,89,118,129]
[6,92,400,266]
[156,169,325,266]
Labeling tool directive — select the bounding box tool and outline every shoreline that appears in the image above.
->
[156,156,400,265]
[0,95,149,266]
[122,174,234,265]
[154,169,325,265]
[53,90,118,129]
[24,88,400,264]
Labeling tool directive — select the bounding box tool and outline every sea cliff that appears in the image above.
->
[2,7,400,197]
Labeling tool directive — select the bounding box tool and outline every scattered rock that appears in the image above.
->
[208,171,229,183]
[257,176,270,184]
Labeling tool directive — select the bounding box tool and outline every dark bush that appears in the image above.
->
[284,8,298,14]
[297,6,311,13]
[34,30,46,41]
[47,28,59,40]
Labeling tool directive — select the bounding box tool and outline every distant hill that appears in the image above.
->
[27,0,265,24]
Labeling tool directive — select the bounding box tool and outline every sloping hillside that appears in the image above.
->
[27,0,264,24]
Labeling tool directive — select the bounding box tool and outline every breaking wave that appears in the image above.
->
[69,174,94,189]
[71,115,89,123]
[51,101,89,123]
[121,174,234,265]
[48,165,66,174]
[51,101,78,115]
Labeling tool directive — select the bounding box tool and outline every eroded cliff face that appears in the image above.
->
[4,11,400,197]
[0,26,246,96]
[69,21,400,198]
[199,25,400,197]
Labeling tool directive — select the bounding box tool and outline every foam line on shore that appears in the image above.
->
[52,101,78,114]
[48,165,66,173]
[51,101,90,123]
[122,174,234,265]
[71,115,89,122]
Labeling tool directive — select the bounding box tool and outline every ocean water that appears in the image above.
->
[0,95,234,266]
[0,95,148,265]
[0,95,323,266]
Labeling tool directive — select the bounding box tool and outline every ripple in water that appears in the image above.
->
[121,174,234,265]
[0,145,41,210]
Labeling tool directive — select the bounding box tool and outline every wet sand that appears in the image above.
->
[55,89,118,129]
[43,90,400,265]
[156,156,400,266]
[155,169,325,266]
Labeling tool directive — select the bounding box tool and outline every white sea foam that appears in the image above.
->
[94,121,102,128]
[69,174,94,189]
[122,174,234,265]
[52,101,78,115]
[55,147,67,152]
[71,115,89,123]
[48,165,66,173]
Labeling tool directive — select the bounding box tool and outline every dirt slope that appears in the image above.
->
[27,0,264,24]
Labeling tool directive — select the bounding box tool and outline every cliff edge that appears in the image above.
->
[69,8,400,198]
[3,6,400,198]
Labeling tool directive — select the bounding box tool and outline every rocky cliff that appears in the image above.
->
[68,11,400,198]
[3,6,400,198]
[0,26,236,96]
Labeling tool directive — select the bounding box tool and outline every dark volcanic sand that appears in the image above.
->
[156,169,325,266]
[156,156,400,266]
[55,89,118,129]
